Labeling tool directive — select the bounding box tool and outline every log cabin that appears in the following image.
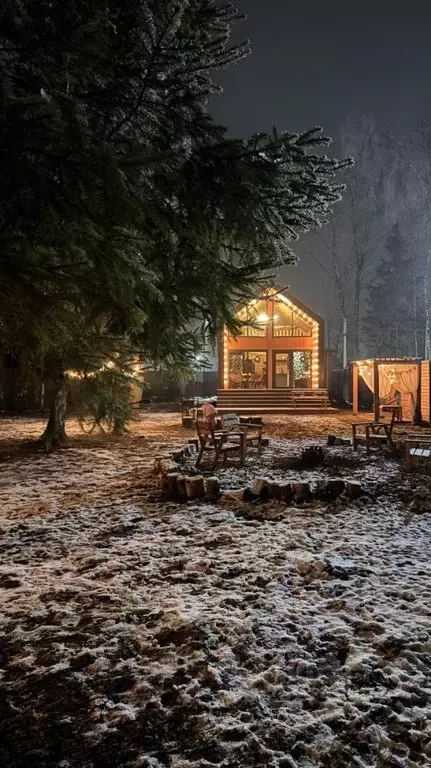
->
[217,286,332,413]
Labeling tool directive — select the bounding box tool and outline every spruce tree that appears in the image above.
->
[0,1,349,444]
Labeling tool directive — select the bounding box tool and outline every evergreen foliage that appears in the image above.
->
[364,225,425,358]
[71,366,140,435]
[0,1,349,442]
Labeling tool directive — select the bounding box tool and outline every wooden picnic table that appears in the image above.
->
[352,421,396,455]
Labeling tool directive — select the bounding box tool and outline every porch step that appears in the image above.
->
[216,388,332,414]
[217,407,337,415]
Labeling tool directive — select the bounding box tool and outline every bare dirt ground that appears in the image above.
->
[0,412,430,768]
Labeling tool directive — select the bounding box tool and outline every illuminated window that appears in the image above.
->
[228,352,268,388]
[273,301,312,337]
[237,300,269,337]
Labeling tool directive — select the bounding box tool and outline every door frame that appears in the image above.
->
[272,350,312,389]
[272,351,291,389]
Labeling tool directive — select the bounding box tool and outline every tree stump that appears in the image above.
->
[292,481,311,502]
[328,479,345,497]
[276,482,293,502]
[314,480,330,500]
[345,480,362,499]
[172,449,184,462]
[205,477,221,502]
[176,475,187,501]
[183,445,196,458]
[260,438,270,448]
[329,435,351,447]
[164,472,182,501]
[252,477,269,499]
[182,416,194,429]
[154,455,171,473]
[267,480,279,499]
[185,475,205,500]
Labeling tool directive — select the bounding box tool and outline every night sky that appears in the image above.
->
[212,0,431,318]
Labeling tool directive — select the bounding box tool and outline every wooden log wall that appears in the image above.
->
[421,361,431,424]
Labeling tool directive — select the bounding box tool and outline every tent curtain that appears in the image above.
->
[391,365,420,415]
[358,363,393,400]
[358,362,420,414]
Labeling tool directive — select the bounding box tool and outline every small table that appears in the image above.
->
[231,421,264,457]
[352,421,395,455]
[381,405,403,422]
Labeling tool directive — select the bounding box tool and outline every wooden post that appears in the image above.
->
[217,330,224,390]
[352,363,359,416]
[267,350,273,390]
[420,360,431,424]
[373,360,380,422]
[414,362,421,425]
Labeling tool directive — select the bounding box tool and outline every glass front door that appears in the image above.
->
[274,353,290,388]
[292,351,312,388]
[273,351,312,388]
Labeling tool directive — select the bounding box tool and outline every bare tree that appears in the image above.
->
[305,113,387,363]
[382,121,431,359]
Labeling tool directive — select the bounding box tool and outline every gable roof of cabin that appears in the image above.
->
[237,284,324,326]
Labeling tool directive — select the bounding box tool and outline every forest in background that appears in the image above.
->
[305,113,431,364]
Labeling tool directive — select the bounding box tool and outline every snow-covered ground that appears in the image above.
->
[0,413,430,767]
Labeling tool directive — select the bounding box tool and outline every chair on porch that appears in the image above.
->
[195,420,244,470]
[249,373,264,388]
[229,373,243,388]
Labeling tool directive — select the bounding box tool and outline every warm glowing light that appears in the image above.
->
[223,326,229,387]
[257,312,269,323]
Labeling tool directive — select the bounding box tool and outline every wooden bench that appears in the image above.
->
[292,389,330,408]
[221,413,264,455]
[405,436,431,471]
[195,420,245,470]
[352,421,396,455]
[233,419,264,454]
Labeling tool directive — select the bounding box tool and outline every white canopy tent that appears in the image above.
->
[352,358,421,423]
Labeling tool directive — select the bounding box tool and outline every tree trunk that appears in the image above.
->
[353,269,362,360]
[113,417,129,436]
[40,374,68,447]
